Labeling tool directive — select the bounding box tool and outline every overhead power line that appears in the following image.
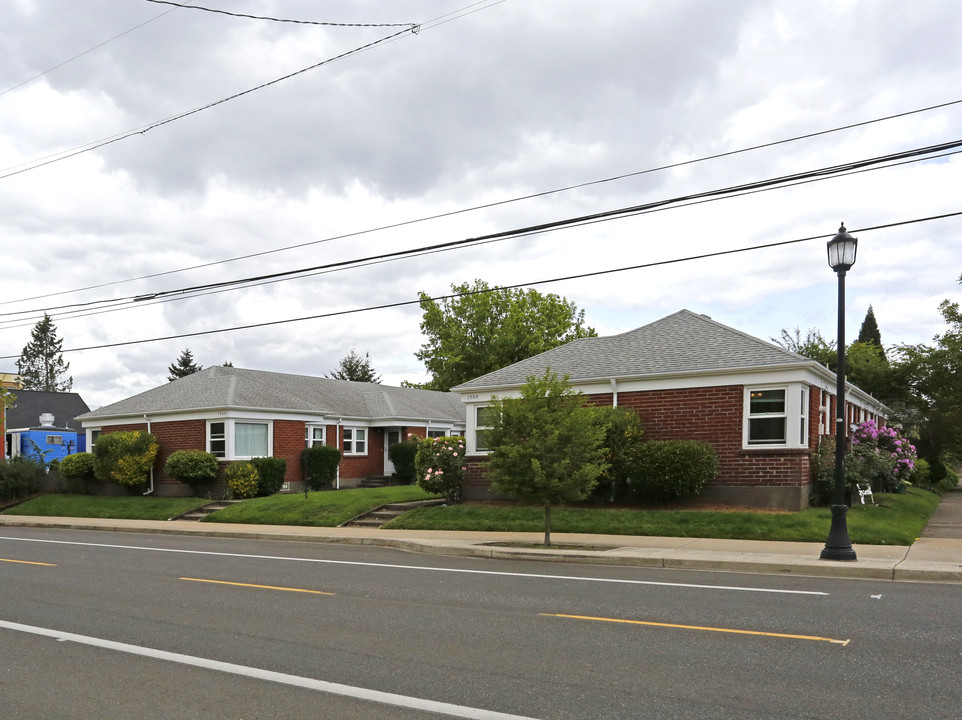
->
[5,96,961,308]
[0,210,958,361]
[2,135,959,328]
[144,0,418,28]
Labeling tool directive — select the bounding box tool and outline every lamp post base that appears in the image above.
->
[820,504,857,561]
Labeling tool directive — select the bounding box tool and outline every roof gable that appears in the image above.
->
[453,309,814,390]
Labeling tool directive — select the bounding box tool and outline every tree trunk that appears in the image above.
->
[543,504,551,547]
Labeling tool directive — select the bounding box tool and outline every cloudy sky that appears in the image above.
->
[2,0,961,409]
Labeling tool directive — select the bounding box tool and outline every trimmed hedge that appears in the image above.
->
[164,450,219,491]
[92,431,159,488]
[250,457,287,496]
[631,439,718,502]
[301,445,342,493]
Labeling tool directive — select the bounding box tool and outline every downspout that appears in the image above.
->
[610,379,618,407]
[335,418,342,490]
[142,414,154,495]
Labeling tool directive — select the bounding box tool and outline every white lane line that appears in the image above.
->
[0,619,539,720]
[0,535,827,596]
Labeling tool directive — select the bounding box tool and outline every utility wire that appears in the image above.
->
[144,0,418,28]
[3,135,959,325]
[1,211,958,361]
[5,96,960,307]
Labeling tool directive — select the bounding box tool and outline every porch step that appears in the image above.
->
[342,498,445,528]
[172,500,245,522]
[359,476,392,488]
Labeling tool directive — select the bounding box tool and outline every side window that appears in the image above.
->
[746,389,787,445]
[305,425,326,448]
[343,428,367,455]
[475,406,497,452]
[208,421,226,458]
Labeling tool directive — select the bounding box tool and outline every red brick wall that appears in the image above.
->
[337,426,385,479]
[273,419,304,483]
[464,384,817,494]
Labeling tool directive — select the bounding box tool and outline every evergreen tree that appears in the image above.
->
[857,305,886,359]
[328,350,381,383]
[168,348,203,381]
[16,313,72,391]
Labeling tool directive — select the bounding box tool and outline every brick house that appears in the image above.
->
[451,310,889,510]
[77,366,465,496]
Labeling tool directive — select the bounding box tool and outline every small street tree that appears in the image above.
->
[168,348,203,381]
[328,350,381,383]
[485,370,608,546]
[16,313,72,391]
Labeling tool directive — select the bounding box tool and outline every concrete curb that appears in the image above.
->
[3,515,961,583]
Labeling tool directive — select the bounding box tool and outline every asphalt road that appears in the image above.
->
[1,527,960,720]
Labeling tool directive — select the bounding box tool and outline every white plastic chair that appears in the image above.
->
[856,482,875,505]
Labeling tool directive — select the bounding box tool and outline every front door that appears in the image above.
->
[383,429,401,475]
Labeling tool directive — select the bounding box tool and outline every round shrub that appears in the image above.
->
[224,462,259,499]
[60,452,96,483]
[164,450,219,490]
[250,456,287,496]
[630,439,718,502]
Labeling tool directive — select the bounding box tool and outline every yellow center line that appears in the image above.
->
[540,613,850,646]
[0,558,57,567]
[180,577,334,595]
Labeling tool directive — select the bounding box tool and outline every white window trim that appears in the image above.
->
[743,384,809,450]
[305,424,327,448]
[207,419,273,460]
[471,405,495,454]
[342,427,368,456]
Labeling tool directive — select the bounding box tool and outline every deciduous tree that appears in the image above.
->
[485,370,608,546]
[415,280,596,391]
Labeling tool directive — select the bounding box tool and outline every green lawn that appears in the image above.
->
[202,485,439,526]
[384,487,942,546]
[1,486,942,545]
[1,494,207,521]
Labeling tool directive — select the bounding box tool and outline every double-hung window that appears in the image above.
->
[343,428,367,455]
[746,388,787,446]
[474,406,497,453]
[744,385,810,449]
[208,421,227,458]
[305,425,326,448]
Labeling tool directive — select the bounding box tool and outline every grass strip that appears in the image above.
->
[1,494,207,521]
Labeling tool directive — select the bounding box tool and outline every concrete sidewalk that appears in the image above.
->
[3,494,961,582]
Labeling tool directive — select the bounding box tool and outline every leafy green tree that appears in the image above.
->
[485,370,608,546]
[168,348,203,381]
[772,327,836,369]
[415,280,596,391]
[894,293,962,474]
[328,350,381,383]
[16,313,72,391]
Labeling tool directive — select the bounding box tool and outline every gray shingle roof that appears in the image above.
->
[453,309,815,390]
[78,366,465,424]
[5,390,90,431]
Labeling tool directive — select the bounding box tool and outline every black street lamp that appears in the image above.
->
[821,223,858,561]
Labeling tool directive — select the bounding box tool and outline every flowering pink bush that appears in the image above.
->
[850,420,916,490]
[414,436,466,503]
